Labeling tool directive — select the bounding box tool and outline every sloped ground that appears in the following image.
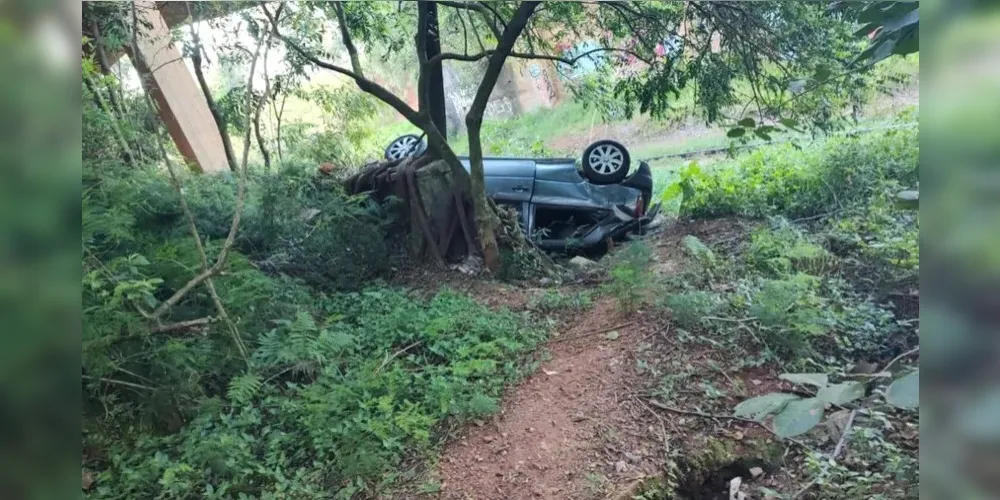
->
[418,220,781,500]
[436,298,660,499]
[415,219,857,500]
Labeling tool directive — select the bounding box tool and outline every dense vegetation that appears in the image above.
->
[595,126,918,498]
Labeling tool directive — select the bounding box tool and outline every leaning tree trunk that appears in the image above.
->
[464,116,501,270]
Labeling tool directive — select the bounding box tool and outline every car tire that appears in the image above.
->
[384,134,426,161]
[581,140,631,184]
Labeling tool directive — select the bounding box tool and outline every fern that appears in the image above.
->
[227,373,262,406]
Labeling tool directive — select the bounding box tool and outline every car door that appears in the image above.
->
[458,157,535,203]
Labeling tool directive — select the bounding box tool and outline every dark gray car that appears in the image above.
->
[385,135,659,252]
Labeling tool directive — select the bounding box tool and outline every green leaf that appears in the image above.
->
[738,118,756,128]
[779,118,801,130]
[885,370,919,409]
[734,393,800,421]
[772,397,825,437]
[817,381,865,405]
[754,129,773,141]
[779,372,829,388]
[727,127,746,138]
[659,182,683,204]
[814,66,832,82]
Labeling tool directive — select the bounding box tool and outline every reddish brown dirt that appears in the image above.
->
[436,299,664,500]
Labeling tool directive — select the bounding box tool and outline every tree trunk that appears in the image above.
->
[252,108,270,171]
[463,115,501,270]
[462,2,541,271]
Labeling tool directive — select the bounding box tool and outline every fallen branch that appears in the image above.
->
[647,399,818,455]
[149,317,216,334]
[375,341,423,374]
[879,346,919,375]
[83,375,154,392]
[549,322,636,344]
[791,409,858,499]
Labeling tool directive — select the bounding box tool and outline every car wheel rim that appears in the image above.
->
[589,144,624,175]
[388,136,418,160]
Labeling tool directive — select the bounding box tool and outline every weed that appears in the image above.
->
[529,289,593,314]
[604,241,655,312]
[661,291,726,329]
[585,472,611,498]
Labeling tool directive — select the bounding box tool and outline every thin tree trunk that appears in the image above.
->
[84,74,138,169]
[253,107,270,171]
[275,95,285,162]
[464,2,541,270]
[188,21,238,172]
[255,32,273,171]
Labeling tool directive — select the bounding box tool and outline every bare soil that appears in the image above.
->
[436,299,662,500]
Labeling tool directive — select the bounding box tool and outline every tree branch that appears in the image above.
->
[416,2,430,116]
[186,2,238,172]
[150,316,216,334]
[262,5,421,124]
[431,46,650,67]
[334,1,364,78]
[437,1,502,40]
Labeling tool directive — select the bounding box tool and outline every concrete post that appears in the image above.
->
[130,1,229,173]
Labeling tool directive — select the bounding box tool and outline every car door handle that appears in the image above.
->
[512,185,529,192]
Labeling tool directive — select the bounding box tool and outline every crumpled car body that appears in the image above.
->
[455,156,659,253]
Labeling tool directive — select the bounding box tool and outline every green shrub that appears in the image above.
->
[86,288,545,498]
[529,289,594,313]
[604,241,655,312]
[662,291,726,329]
[747,273,831,359]
[682,128,918,220]
[747,220,837,277]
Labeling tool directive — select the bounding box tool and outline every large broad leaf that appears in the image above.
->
[817,381,866,405]
[727,127,746,138]
[886,370,919,409]
[772,397,825,437]
[734,393,801,421]
[779,373,829,388]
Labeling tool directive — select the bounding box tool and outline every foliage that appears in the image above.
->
[661,291,725,330]
[85,283,545,498]
[799,424,918,499]
[734,367,916,440]
[604,241,655,312]
[528,289,594,314]
[680,127,918,220]
[648,129,918,371]
[832,1,919,66]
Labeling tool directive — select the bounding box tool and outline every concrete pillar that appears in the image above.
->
[130,1,229,173]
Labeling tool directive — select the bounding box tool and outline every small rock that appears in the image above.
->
[751,379,762,386]
[527,427,535,433]
[625,451,642,462]
[615,460,628,473]
[540,277,553,286]
[483,436,494,443]
[569,256,597,268]
[749,467,765,479]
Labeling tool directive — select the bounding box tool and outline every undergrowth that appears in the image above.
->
[643,127,919,499]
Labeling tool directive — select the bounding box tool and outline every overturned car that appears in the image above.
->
[384,134,660,253]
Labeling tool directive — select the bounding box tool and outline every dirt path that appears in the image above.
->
[436,299,662,500]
